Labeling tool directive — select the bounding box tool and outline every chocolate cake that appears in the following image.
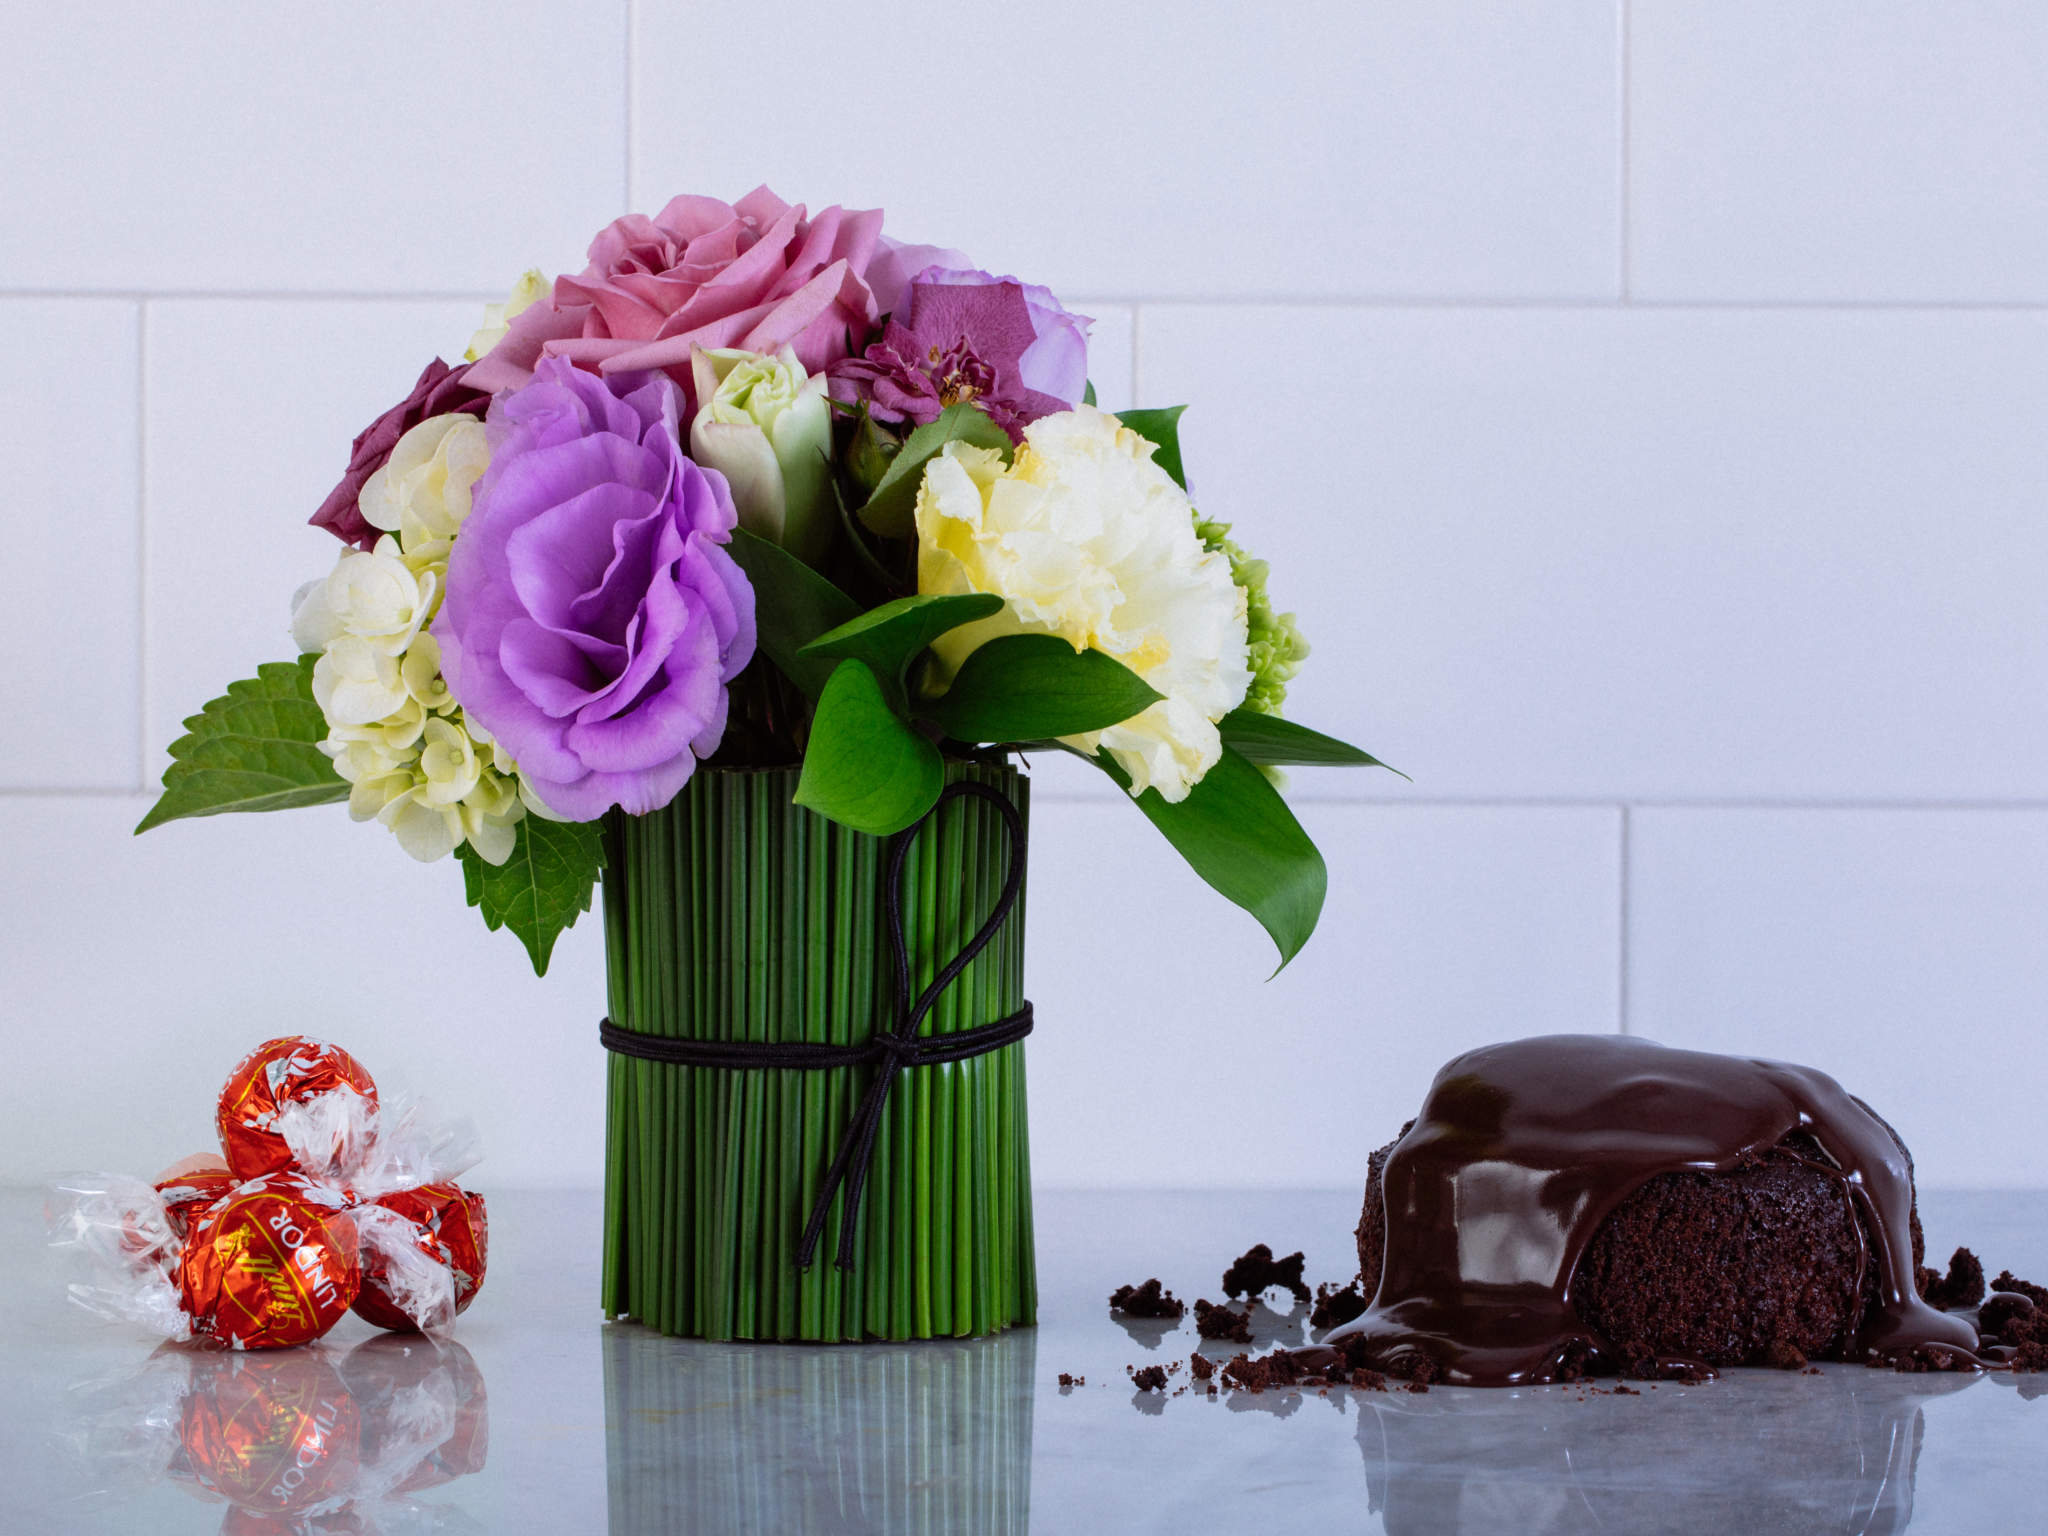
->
[1333,1034,1981,1385]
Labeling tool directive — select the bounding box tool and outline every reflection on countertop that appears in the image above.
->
[603,1323,1034,1536]
[60,1333,487,1535]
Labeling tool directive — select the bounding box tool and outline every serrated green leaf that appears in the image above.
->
[1097,744,1326,971]
[927,633,1162,743]
[135,657,348,833]
[725,527,861,700]
[856,401,1013,538]
[456,814,605,977]
[800,592,1002,709]
[1116,405,1189,490]
[794,659,943,836]
[1218,709,1406,776]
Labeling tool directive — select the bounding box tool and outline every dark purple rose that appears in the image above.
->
[828,272,1087,441]
[435,358,755,820]
[310,359,489,550]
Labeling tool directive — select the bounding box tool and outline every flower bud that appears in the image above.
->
[688,345,834,565]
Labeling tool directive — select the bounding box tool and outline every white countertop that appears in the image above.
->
[6,1186,2045,1534]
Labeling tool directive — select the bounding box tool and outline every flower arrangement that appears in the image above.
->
[139,185,1391,974]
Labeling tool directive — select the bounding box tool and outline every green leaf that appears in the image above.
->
[1116,405,1189,490]
[856,401,1013,538]
[1218,709,1407,776]
[1100,745,1327,971]
[800,592,1002,708]
[927,634,1162,743]
[1083,379,1098,407]
[135,657,348,833]
[794,659,944,836]
[456,814,605,977]
[725,527,861,700]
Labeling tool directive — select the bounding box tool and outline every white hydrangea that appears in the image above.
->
[915,405,1251,802]
[292,414,529,865]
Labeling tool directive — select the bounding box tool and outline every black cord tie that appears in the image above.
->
[597,779,1033,1271]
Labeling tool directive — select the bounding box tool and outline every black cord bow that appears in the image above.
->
[597,778,1033,1271]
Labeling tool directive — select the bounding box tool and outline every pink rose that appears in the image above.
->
[465,187,890,414]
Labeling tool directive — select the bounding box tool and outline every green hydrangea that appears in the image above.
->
[1194,514,1309,717]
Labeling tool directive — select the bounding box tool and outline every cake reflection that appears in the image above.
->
[603,1323,1035,1535]
[64,1333,487,1534]
[1356,1368,1976,1535]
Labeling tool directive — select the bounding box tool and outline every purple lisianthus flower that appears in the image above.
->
[829,270,1090,441]
[311,358,489,550]
[435,357,755,820]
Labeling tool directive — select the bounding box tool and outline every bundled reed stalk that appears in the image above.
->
[599,760,1035,1341]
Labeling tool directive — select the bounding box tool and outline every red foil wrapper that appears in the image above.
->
[216,1037,378,1183]
[352,1184,489,1333]
[177,1174,361,1349]
[171,1351,362,1518]
[154,1153,239,1244]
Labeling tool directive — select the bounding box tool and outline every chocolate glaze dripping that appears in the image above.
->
[1325,1035,1980,1386]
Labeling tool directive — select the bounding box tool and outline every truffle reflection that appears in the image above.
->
[603,1323,1034,1535]
[67,1333,487,1534]
[1356,1369,1976,1536]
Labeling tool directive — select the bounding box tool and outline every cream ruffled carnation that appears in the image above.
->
[915,405,1250,802]
[292,414,534,864]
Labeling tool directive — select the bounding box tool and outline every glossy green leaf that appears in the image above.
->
[1218,709,1406,775]
[794,659,944,836]
[800,592,1003,709]
[725,527,860,700]
[1100,744,1327,971]
[1115,405,1188,490]
[456,814,605,977]
[135,657,347,833]
[856,401,1012,538]
[928,634,1162,743]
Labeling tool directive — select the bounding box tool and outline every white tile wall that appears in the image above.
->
[1631,2,2048,302]
[1630,808,2048,1187]
[0,301,139,788]
[634,0,1624,301]
[3,5,2044,1187]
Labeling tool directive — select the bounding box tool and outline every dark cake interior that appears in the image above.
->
[1332,1034,1979,1385]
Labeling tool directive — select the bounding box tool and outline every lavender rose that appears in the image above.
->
[464,187,888,416]
[434,358,755,820]
[310,359,489,550]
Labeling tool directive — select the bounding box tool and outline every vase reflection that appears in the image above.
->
[1355,1368,1979,1535]
[603,1321,1035,1535]
[64,1333,488,1534]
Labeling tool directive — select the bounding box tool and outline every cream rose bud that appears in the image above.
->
[464,268,548,364]
[916,405,1252,803]
[358,414,491,557]
[689,345,834,565]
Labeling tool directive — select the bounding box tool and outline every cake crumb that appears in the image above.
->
[1612,1383,1641,1395]
[1765,1339,1808,1371]
[1979,1291,2040,1345]
[1310,1280,1367,1330]
[1221,1243,1312,1305]
[1057,1372,1084,1389]
[1188,1353,1215,1382]
[1128,1363,1168,1392]
[1991,1270,2048,1309]
[1194,1298,1253,1343]
[1922,1247,1986,1310]
[1109,1277,1185,1319]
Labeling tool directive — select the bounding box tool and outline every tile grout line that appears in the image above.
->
[1617,803,1632,1035]
[1129,302,1143,408]
[1617,0,1631,304]
[622,0,636,210]
[5,290,2047,314]
[135,299,150,795]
